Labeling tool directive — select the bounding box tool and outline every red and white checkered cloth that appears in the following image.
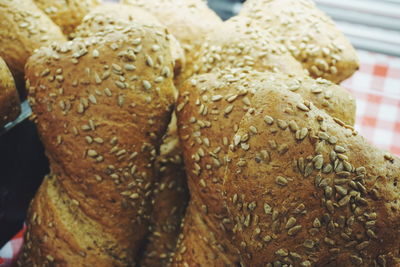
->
[0,50,399,266]
[343,50,400,155]
[0,226,25,267]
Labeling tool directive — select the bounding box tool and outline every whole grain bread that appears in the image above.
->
[173,69,400,266]
[18,24,176,266]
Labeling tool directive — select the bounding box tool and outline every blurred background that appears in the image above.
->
[1,0,399,248]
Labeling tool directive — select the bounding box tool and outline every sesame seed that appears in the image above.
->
[41,69,50,77]
[242,97,251,106]
[263,203,272,214]
[125,64,136,71]
[162,66,170,78]
[115,81,126,89]
[277,119,288,130]
[226,94,238,102]
[313,155,324,169]
[297,102,309,111]
[303,239,314,249]
[264,115,274,125]
[311,86,322,94]
[104,88,112,97]
[276,176,288,186]
[85,136,93,144]
[234,134,241,146]
[275,248,288,257]
[110,173,119,179]
[143,80,152,90]
[151,44,160,52]
[285,217,297,229]
[212,95,223,101]
[94,137,104,144]
[296,128,308,140]
[288,120,299,132]
[154,76,164,83]
[334,145,346,153]
[92,49,99,58]
[87,150,98,157]
[88,95,97,104]
[249,125,258,134]
[224,105,234,115]
[130,193,139,199]
[146,55,154,67]
[350,255,363,265]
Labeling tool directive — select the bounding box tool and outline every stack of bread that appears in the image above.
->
[0,0,396,266]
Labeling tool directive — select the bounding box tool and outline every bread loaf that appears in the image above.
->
[0,0,66,78]
[18,24,176,266]
[140,114,188,267]
[0,57,20,128]
[174,69,400,266]
[240,0,359,83]
[121,0,222,84]
[190,16,356,126]
[74,2,185,78]
[33,0,101,35]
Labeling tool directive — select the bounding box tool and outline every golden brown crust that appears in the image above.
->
[33,0,101,35]
[175,69,399,266]
[240,0,359,83]
[190,16,305,80]
[188,16,356,126]
[18,25,176,266]
[0,0,66,77]
[141,114,188,267]
[121,0,222,85]
[73,3,185,81]
[0,57,20,128]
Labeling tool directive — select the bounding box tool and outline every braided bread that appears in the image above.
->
[18,24,176,266]
[173,69,399,266]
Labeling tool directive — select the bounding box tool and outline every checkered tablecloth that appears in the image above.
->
[342,50,400,155]
[1,50,399,266]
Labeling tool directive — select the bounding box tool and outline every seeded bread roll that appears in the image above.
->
[190,16,356,126]
[18,25,176,266]
[141,114,188,267]
[0,0,66,78]
[74,2,185,78]
[33,0,101,35]
[121,0,222,84]
[174,69,400,266]
[240,0,359,83]
[0,57,20,128]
